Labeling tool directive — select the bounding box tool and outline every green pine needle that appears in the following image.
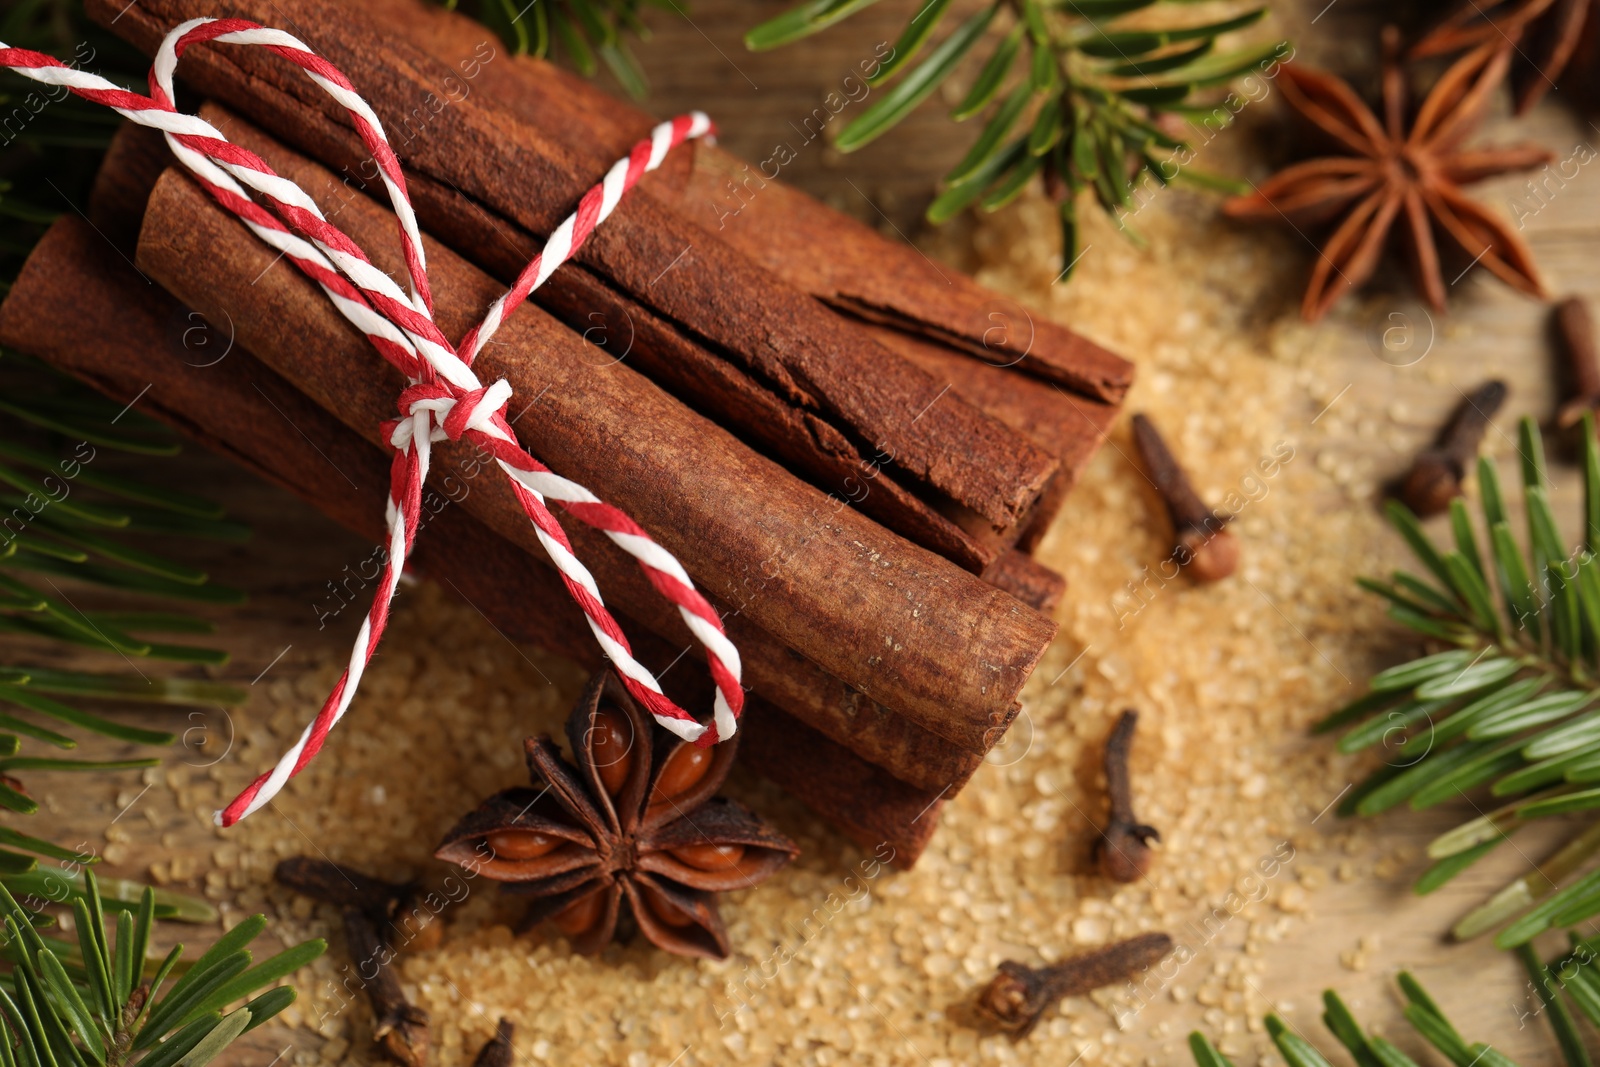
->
[746,0,1287,253]
[0,197,245,855]
[444,0,656,97]
[0,873,323,1066]
[1193,971,1579,1067]
[1333,414,1600,940]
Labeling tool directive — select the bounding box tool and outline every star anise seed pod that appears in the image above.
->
[435,670,798,960]
[1225,35,1553,321]
[1412,0,1600,113]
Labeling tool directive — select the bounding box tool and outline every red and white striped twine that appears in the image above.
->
[0,18,741,826]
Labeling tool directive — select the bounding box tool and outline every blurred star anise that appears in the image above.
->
[1224,37,1553,321]
[1412,0,1600,113]
[435,671,798,960]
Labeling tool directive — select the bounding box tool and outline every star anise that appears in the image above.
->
[1224,35,1553,321]
[435,670,798,960]
[1412,0,1600,113]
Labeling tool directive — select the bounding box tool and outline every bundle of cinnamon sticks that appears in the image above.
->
[0,0,1130,865]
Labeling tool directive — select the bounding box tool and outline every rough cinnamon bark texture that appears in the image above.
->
[81,124,988,791]
[108,115,1001,579]
[240,0,1122,544]
[195,122,992,579]
[693,152,1134,404]
[86,0,1063,538]
[864,325,1117,554]
[334,0,1134,407]
[0,216,946,864]
[981,551,1067,616]
[136,157,1052,761]
[98,117,1071,628]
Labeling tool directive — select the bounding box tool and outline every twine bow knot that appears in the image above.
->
[391,379,514,451]
[0,17,739,827]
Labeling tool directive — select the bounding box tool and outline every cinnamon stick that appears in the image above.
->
[690,151,1134,403]
[163,0,1121,550]
[0,215,946,864]
[99,119,1068,581]
[133,152,1053,764]
[865,325,1118,554]
[308,0,1134,407]
[91,118,1068,614]
[981,550,1067,616]
[72,124,988,793]
[87,0,1062,543]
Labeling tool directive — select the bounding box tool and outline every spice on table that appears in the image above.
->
[1094,709,1160,883]
[1131,414,1238,583]
[473,1020,515,1067]
[975,933,1175,1037]
[1223,29,1552,321]
[275,857,404,911]
[1411,0,1599,114]
[434,670,799,960]
[1554,298,1600,431]
[1397,379,1508,516]
[275,856,444,953]
[275,858,441,1067]
[344,906,431,1067]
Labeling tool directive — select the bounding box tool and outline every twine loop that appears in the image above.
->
[0,17,740,826]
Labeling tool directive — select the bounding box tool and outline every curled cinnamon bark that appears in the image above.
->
[309,0,1135,407]
[86,0,1062,539]
[0,215,951,863]
[133,140,1055,759]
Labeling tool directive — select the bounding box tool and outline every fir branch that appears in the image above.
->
[1191,973,1575,1067]
[0,871,324,1067]
[746,0,1286,277]
[1332,413,1600,944]
[0,354,248,861]
[440,0,663,98]
[0,0,147,291]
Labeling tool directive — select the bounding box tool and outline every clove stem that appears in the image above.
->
[1094,709,1160,883]
[275,857,407,914]
[276,856,444,953]
[344,907,431,1067]
[473,1019,516,1067]
[1556,297,1600,429]
[976,932,1175,1037]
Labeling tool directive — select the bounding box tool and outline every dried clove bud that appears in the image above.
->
[1094,709,1160,882]
[975,932,1174,1037]
[1131,414,1237,582]
[275,857,444,954]
[1397,379,1507,516]
[344,907,430,1067]
[1554,297,1600,431]
[277,859,446,1067]
[275,857,407,913]
[473,1019,515,1067]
